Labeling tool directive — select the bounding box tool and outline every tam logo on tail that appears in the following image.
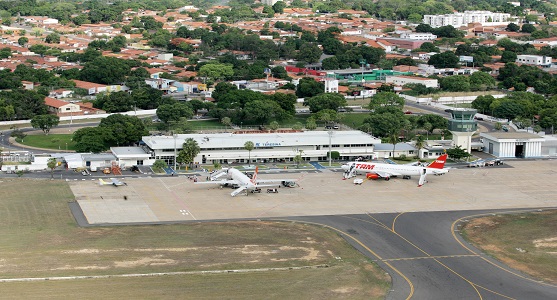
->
[427,154,448,169]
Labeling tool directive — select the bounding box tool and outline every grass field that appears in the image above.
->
[16,134,77,151]
[0,179,390,298]
[461,210,557,284]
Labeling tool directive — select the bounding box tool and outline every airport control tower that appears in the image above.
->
[447,108,478,153]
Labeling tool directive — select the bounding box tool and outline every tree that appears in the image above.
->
[418,42,439,53]
[305,118,317,130]
[368,92,405,111]
[293,150,303,168]
[198,63,234,81]
[152,160,168,173]
[469,72,496,91]
[446,146,470,161]
[80,56,131,84]
[156,103,194,128]
[17,37,28,46]
[244,141,254,166]
[296,77,324,98]
[501,51,517,63]
[221,117,232,130]
[177,138,200,168]
[47,158,57,179]
[72,127,114,153]
[472,95,495,114]
[98,114,148,146]
[506,23,520,32]
[304,93,347,113]
[362,110,406,138]
[414,135,426,158]
[31,115,60,135]
[521,24,536,33]
[45,33,61,44]
[269,121,280,131]
[494,101,524,120]
[428,52,459,68]
[440,76,470,92]
[494,122,503,131]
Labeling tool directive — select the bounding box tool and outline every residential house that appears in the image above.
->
[44,97,81,116]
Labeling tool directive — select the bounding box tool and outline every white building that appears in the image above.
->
[423,11,511,28]
[399,32,437,40]
[516,55,552,67]
[141,131,381,166]
[262,0,281,6]
[480,132,543,158]
[385,75,439,88]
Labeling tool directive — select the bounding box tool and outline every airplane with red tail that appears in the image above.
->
[196,167,298,196]
[341,154,449,187]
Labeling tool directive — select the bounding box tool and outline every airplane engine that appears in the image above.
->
[366,173,380,180]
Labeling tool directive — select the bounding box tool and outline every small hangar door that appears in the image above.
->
[515,143,524,158]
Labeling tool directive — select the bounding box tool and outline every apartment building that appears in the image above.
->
[423,11,511,28]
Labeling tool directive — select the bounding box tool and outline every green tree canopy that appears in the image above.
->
[31,114,60,135]
[304,93,347,113]
[368,92,405,111]
[177,138,201,167]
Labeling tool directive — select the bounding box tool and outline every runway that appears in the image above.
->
[287,210,557,300]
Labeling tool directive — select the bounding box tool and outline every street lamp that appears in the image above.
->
[65,142,67,151]
[328,130,333,167]
[173,134,177,172]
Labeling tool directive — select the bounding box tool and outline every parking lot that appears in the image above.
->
[69,160,557,225]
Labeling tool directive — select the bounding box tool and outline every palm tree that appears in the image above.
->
[177,138,201,169]
[244,141,254,167]
[47,158,57,179]
[388,133,399,158]
[414,135,426,159]
[293,150,304,168]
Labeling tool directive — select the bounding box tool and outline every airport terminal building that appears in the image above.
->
[140,131,381,166]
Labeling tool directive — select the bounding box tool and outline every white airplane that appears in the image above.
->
[99,178,127,186]
[341,154,449,187]
[196,167,297,197]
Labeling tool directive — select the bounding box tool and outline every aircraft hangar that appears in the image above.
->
[480,132,544,158]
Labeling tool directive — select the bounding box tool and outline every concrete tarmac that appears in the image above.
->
[68,160,557,299]
[70,160,557,224]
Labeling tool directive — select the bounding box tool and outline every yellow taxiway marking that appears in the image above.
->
[272,218,415,300]
[366,213,485,299]
[451,209,557,289]
[383,254,479,262]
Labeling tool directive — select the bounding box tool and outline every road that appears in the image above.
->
[0,121,100,153]
[286,210,557,300]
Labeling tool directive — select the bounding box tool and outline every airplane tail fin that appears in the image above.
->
[427,154,448,169]
[99,179,107,185]
[251,167,258,184]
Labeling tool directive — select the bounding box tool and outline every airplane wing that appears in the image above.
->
[195,179,239,185]
[231,186,247,197]
[374,171,400,178]
[255,179,297,184]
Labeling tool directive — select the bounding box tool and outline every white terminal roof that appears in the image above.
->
[142,131,381,150]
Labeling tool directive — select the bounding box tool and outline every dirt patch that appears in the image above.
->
[114,257,177,268]
[467,218,499,228]
[533,237,557,248]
